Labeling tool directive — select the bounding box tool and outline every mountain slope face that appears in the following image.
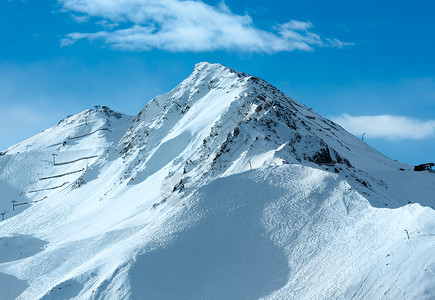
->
[0,106,134,220]
[0,63,434,300]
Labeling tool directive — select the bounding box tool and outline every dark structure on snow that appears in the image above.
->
[414,163,434,172]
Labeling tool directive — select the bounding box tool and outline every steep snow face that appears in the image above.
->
[0,63,434,300]
[117,62,411,208]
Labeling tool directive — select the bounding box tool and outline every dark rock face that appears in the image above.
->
[308,147,334,165]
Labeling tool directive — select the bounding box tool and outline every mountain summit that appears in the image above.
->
[0,63,434,299]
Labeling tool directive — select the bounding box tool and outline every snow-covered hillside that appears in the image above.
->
[0,62,434,299]
[0,106,134,220]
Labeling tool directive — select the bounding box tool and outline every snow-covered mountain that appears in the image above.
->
[0,62,434,300]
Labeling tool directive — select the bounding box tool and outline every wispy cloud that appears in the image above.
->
[59,0,351,53]
[333,114,435,140]
[71,14,90,23]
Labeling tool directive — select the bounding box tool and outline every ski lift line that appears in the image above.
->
[28,182,70,193]
[54,155,98,166]
[47,142,64,147]
[14,196,48,207]
[46,128,110,147]
[39,168,84,181]
[67,128,110,140]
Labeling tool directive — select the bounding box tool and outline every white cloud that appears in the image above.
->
[96,19,119,30]
[71,14,90,23]
[332,114,435,140]
[59,0,350,53]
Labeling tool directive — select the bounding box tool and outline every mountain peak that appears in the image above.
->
[118,62,408,207]
[193,61,227,72]
[193,61,220,70]
[4,106,133,155]
[190,61,248,82]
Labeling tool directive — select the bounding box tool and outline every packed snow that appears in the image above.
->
[0,62,434,299]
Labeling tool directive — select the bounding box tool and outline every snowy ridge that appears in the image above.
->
[115,62,412,208]
[0,106,134,219]
[0,63,434,299]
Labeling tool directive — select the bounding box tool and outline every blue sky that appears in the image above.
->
[1,0,434,165]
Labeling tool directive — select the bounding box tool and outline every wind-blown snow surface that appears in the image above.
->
[0,63,434,299]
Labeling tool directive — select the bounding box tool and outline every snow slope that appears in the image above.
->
[0,62,434,299]
[0,106,134,220]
